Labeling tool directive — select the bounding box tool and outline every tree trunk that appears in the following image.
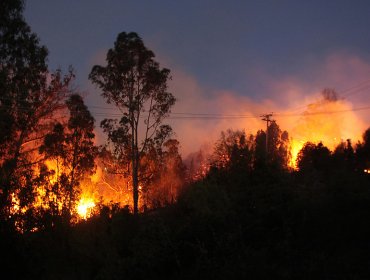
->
[132,120,139,215]
[133,156,139,215]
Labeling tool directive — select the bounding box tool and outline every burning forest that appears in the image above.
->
[3,81,369,233]
[2,1,370,279]
[1,0,370,232]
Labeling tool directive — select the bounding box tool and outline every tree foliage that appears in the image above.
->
[254,121,290,169]
[144,138,186,207]
[211,129,253,172]
[356,128,370,172]
[297,142,331,175]
[2,3,370,278]
[0,0,73,229]
[8,127,370,280]
[39,94,97,224]
[89,32,176,214]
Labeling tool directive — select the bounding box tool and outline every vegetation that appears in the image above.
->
[89,32,176,215]
[0,0,77,231]
[2,127,370,279]
[1,1,370,279]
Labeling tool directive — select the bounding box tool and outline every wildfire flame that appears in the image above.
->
[7,88,367,230]
[289,139,305,169]
[76,196,96,219]
[287,94,365,168]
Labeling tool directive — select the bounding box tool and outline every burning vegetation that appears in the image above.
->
[1,0,370,237]
[2,1,370,279]
[1,36,369,234]
[288,88,365,168]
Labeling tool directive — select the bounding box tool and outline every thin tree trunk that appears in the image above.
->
[133,156,139,215]
[132,120,139,215]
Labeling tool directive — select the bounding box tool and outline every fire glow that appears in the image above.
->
[7,87,369,227]
[76,196,96,220]
[287,93,365,168]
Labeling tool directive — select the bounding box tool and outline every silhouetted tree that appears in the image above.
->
[39,94,97,224]
[254,129,266,169]
[333,139,355,173]
[146,139,186,207]
[89,32,175,215]
[211,129,253,173]
[0,0,73,229]
[356,128,370,173]
[185,148,210,182]
[297,142,331,177]
[254,121,290,170]
[267,121,290,169]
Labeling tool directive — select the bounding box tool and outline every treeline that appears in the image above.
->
[2,1,370,279]
[3,127,370,279]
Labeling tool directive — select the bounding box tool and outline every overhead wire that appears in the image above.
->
[1,79,370,121]
[278,78,370,114]
[87,78,370,119]
[2,102,370,120]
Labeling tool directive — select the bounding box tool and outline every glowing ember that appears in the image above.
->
[76,197,96,219]
[10,193,21,214]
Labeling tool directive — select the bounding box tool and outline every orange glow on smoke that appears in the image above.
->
[287,95,365,169]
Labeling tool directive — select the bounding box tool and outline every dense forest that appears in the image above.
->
[1,1,370,279]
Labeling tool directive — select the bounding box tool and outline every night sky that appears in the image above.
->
[24,0,370,155]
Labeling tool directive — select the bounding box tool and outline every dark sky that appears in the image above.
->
[24,0,370,154]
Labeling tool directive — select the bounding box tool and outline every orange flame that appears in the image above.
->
[287,95,365,168]
[76,196,96,219]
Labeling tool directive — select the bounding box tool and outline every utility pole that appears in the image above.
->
[260,113,274,155]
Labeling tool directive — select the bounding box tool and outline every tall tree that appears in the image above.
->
[0,0,72,228]
[267,121,290,169]
[89,32,175,214]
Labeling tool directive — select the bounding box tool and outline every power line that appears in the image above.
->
[282,78,370,113]
[2,78,370,121]
[2,103,370,120]
[274,105,370,118]
[341,78,370,99]
[86,79,370,114]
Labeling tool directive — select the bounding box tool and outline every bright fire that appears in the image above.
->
[289,139,305,169]
[287,94,365,168]
[77,196,96,219]
[7,90,368,229]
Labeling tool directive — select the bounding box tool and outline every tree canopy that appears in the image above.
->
[89,32,176,214]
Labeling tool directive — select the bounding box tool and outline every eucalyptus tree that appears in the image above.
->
[89,32,175,215]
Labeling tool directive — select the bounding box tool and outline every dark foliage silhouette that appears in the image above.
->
[89,32,176,215]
